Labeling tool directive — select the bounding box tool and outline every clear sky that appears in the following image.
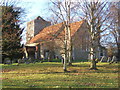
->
[18,0,50,23]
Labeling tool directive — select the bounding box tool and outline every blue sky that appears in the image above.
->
[18,0,50,24]
[18,0,118,28]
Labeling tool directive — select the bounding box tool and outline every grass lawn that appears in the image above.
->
[1,62,119,88]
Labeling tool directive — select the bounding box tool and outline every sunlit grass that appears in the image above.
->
[2,62,119,88]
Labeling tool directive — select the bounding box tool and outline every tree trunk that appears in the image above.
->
[68,42,72,66]
[67,4,72,66]
[63,45,67,72]
[90,60,97,70]
[68,52,72,66]
[68,26,72,66]
[117,44,120,62]
[89,47,98,70]
[89,21,98,70]
[63,57,67,72]
[63,25,68,72]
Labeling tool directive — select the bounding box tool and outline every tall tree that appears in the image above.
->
[77,0,112,69]
[1,0,25,63]
[108,2,120,61]
[49,0,77,71]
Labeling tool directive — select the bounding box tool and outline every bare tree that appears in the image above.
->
[108,2,120,61]
[77,0,112,70]
[49,0,78,71]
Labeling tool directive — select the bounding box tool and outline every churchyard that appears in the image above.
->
[2,61,119,88]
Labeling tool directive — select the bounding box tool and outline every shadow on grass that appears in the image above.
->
[71,65,89,67]
[2,62,119,74]
[3,69,119,74]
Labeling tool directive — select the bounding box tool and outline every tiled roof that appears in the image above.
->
[29,21,83,43]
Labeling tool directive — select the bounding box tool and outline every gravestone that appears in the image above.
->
[107,57,111,62]
[4,58,11,64]
[100,56,105,62]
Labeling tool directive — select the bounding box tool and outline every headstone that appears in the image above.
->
[111,56,117,62]
[107,57,111,62]
[100,56,105,62]
[4,58,11,64]
[109,56,117,64]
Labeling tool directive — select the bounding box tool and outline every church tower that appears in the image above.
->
[26,16,51,43]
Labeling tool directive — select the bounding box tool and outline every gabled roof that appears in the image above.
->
[29,21,83,43]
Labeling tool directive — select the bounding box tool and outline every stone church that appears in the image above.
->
[25,16,107,61]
